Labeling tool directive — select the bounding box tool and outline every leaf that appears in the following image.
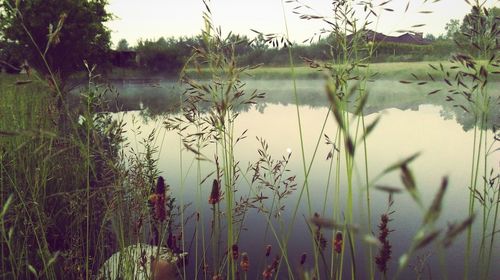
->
[401,164,422,206]
[0,195,14,220]
[442,215,475,247]
[428,89,440,95]
[415,229,441,250]
[399,253,409,270]
[354,93,369,116]
[423,177,448,224]
[345,136,355,157]
[375,185,403,194]
[27,265,37,277]
[382,152,421,175]
[362,116,381,141]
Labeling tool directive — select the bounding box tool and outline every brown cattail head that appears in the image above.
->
[156,176,166,194]
[232,244,239,260]
[149,176,168,222]
[300,253,307,265]
[149,193,166,222]
[271,255,280,271]
[240,252,250,272]
[265,244,272,257]
[334,231,343,254]
[315,228,327,250]
[375,213,393,274]
[209,179,221,204]
[262,265,273,280]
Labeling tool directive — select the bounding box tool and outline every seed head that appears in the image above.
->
[300,253,307,265]
[334,231,343,254]
[240,252,250,272]
[232,244,239,260]
[209,179,221,204]
[265,244,272,257]
[375,213,393,274]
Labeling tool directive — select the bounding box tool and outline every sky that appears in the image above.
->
[105,0,499,47]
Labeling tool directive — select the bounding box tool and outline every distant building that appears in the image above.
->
[348,30,432,45]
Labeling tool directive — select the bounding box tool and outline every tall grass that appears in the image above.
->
[1,0,498,280]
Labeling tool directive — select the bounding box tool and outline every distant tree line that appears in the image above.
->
[109,6,498,75]
[2,3,497,78]
[112,33,456,73]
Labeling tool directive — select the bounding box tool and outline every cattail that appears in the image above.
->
[232,244,239,260]
[209,179,221,204]
[315,228,327,250]
[265,244,272,257]
[334,231,343,254]
[300,253,307,265]
[156,176,166,194]
[240,252,250,272]
[271,255,280,271]
[149,177,168,222]
[262,265,273,280]
[167,232,176,251]
[375,213,393,274]
[149,193,166,222]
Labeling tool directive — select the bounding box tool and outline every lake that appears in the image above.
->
[112,78,499,279]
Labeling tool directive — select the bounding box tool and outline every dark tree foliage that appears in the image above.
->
[135,37,187,74]
[0,0,112,83]
[116,38,130,51]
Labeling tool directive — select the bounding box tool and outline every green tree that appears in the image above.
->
[452,6,499,57]
[445,19,461,40]
[424,33,436,41]
[136,37,184,74]
[0,0,112,85]
[116,38,130,51]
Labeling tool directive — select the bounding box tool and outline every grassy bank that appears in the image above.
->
[105,60,500,82]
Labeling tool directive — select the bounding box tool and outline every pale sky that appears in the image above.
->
[106,0,499,47]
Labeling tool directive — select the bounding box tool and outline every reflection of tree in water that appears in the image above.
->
[106,80,499,132]
[440,96,500,132]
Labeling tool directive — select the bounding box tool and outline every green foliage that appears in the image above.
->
[452,6,499,58]
[116,38,130,51]
[445,19,461,40]
[135,37,187,74]
[0,0,112,83]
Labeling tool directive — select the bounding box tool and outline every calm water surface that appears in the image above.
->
[115,79,499,279]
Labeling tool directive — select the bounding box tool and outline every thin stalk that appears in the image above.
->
[485,182,499,277]
[85,74,91,280]
[279,0,321,278]
[465,120,478,279]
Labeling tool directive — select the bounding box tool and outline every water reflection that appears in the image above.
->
[117,95,499,279]
[110,79,499,131]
